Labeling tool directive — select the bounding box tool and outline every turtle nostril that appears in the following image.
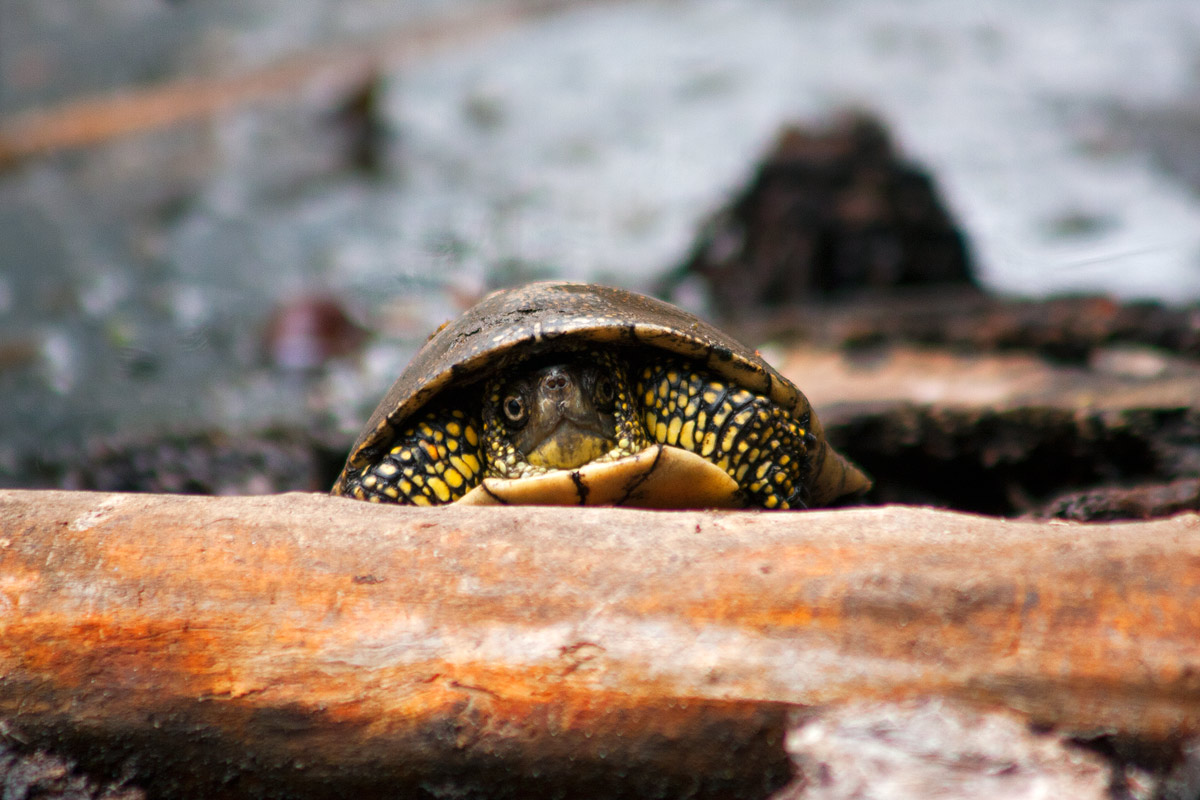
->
[542,372,570,391]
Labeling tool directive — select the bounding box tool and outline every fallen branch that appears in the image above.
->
[0,0,586,168]
[1,490,1198,797]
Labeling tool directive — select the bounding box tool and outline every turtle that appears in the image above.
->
[332,281,870,509]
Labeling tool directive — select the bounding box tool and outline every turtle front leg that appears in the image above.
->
[635,358,813,509]
[333,408,485,505]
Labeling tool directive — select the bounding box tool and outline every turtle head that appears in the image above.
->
[482,350,648,478]
[499,361,616,469]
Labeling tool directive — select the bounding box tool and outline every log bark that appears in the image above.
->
[2,490,1199,797]
[773,343,1200,517]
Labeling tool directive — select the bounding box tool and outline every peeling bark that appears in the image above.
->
[2,490,1199,797]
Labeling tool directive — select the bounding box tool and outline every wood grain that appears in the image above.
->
[2,490,1198,796]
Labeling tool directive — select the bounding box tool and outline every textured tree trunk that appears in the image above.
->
[2,489,1198,797]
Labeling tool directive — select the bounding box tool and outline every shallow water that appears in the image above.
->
[3,0,1200,465]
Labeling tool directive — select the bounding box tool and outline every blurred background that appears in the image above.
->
[2,0,1199,512]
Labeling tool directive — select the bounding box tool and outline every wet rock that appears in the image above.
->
[0,742,143,800]
[772,699,1111,800]
[25,429,346,496]
[1033,477,1200,522]
[676,114,976,317]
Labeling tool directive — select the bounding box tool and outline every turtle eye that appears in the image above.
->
[502,394,527,426]
[594,376,615,408]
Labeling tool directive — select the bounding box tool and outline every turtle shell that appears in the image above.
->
[342,281,868,505]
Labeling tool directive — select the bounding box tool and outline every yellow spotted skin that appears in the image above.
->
[337,407,485,505]
[637,358,813,509]
[337,350,812,508]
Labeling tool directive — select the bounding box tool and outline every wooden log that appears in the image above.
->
[2,490,1199,797]
[0,0,585,168]
[770,342,1200,517]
